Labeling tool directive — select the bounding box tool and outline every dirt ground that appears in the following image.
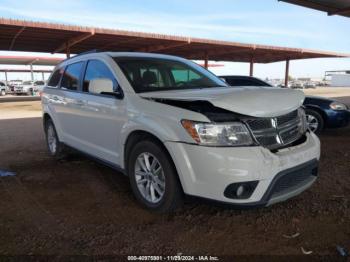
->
[0,91,349,259]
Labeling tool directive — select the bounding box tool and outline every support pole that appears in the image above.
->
[66,43,71,58]
[249,58,254,77]
[42,72,45,81]
[285,59,290,88]
[4,71,8,84]
[30,64,34,82]
[204,52,208,69]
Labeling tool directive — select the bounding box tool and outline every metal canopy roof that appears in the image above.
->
[279,0,350,17]
[0,17,348,63]
[0,55,62,65]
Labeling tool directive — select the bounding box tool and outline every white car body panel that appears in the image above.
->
[41,52,321,207]
[140,87,305,118]
[165,132,320,203]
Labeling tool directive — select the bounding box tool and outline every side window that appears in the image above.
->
[83,60,116,93]
[47,68,63,87]
[61,62,84,91]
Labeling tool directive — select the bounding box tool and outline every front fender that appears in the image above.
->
[118,95,210,169]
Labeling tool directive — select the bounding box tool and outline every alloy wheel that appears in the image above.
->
[306,114,319,132]
[134,152,166,204]
[47,124,57,154]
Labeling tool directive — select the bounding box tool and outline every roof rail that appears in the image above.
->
[74,49,101,57]
[58,49,101,65]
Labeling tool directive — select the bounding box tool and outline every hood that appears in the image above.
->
[140,87,305,118]
[305,95,333,102]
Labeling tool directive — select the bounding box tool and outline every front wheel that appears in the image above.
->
[128,140,183,212]
[0,90,5,96]
[45,119,66,159]
[306,109,324,134]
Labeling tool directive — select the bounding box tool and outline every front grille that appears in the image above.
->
[269,162,318,199]
[246,119,272,131]
[277,110,298,126]
[246,109,304,150]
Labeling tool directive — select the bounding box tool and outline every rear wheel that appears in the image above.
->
[306,109,324,134]
[45,119,66,159]
[128,140,183,212]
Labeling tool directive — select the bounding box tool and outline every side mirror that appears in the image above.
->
[88,78,124,99]
[89,78,114,94]
[220,77,227,83]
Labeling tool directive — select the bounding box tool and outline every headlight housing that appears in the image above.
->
[181,120,254,146]
[330,101,348,111]
[298,107,308,133]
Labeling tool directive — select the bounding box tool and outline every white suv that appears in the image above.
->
[42,52,320,212]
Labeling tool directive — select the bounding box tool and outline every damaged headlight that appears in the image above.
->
[298,108,308,133]
[181,120,254,146]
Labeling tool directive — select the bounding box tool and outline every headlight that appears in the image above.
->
[330,101,347,111]
[181,120,254,146]
[298,108,308,133]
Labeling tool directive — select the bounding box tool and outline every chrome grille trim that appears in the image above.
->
[245,110,304,150]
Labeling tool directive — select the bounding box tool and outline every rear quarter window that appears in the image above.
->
[48,68,64,87]
[61,62,84,91]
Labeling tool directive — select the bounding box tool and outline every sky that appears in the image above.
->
[0,0,349,81]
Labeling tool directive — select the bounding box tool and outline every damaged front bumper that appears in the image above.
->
[164,131,320,207]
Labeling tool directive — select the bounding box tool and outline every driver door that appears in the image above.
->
[65,59,126,166]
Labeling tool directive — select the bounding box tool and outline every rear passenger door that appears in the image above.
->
[69,59,125,165]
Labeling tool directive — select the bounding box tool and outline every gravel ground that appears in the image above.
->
[0,99,349,259]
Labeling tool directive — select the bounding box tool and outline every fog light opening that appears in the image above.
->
[224,181,259,199]
[236,185,245,197]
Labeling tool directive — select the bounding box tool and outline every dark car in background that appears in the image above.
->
[220,75,350,134]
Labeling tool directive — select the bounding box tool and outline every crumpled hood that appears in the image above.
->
[139,86,305,117]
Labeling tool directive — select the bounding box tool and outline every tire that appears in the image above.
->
[127,139,183,212]
[306,109,324,134]
[0,90,5,96]
[44,119,66,159]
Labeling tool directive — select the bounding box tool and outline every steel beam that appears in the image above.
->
[187,47,254,61]
[137,41,190,53]
[99,38,140,50]
[53,30,95,54]
[328,6,350,16]
[9,26,26,51]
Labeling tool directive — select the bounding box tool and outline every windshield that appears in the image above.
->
[114,57,227,93]
[23,81,32,85]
